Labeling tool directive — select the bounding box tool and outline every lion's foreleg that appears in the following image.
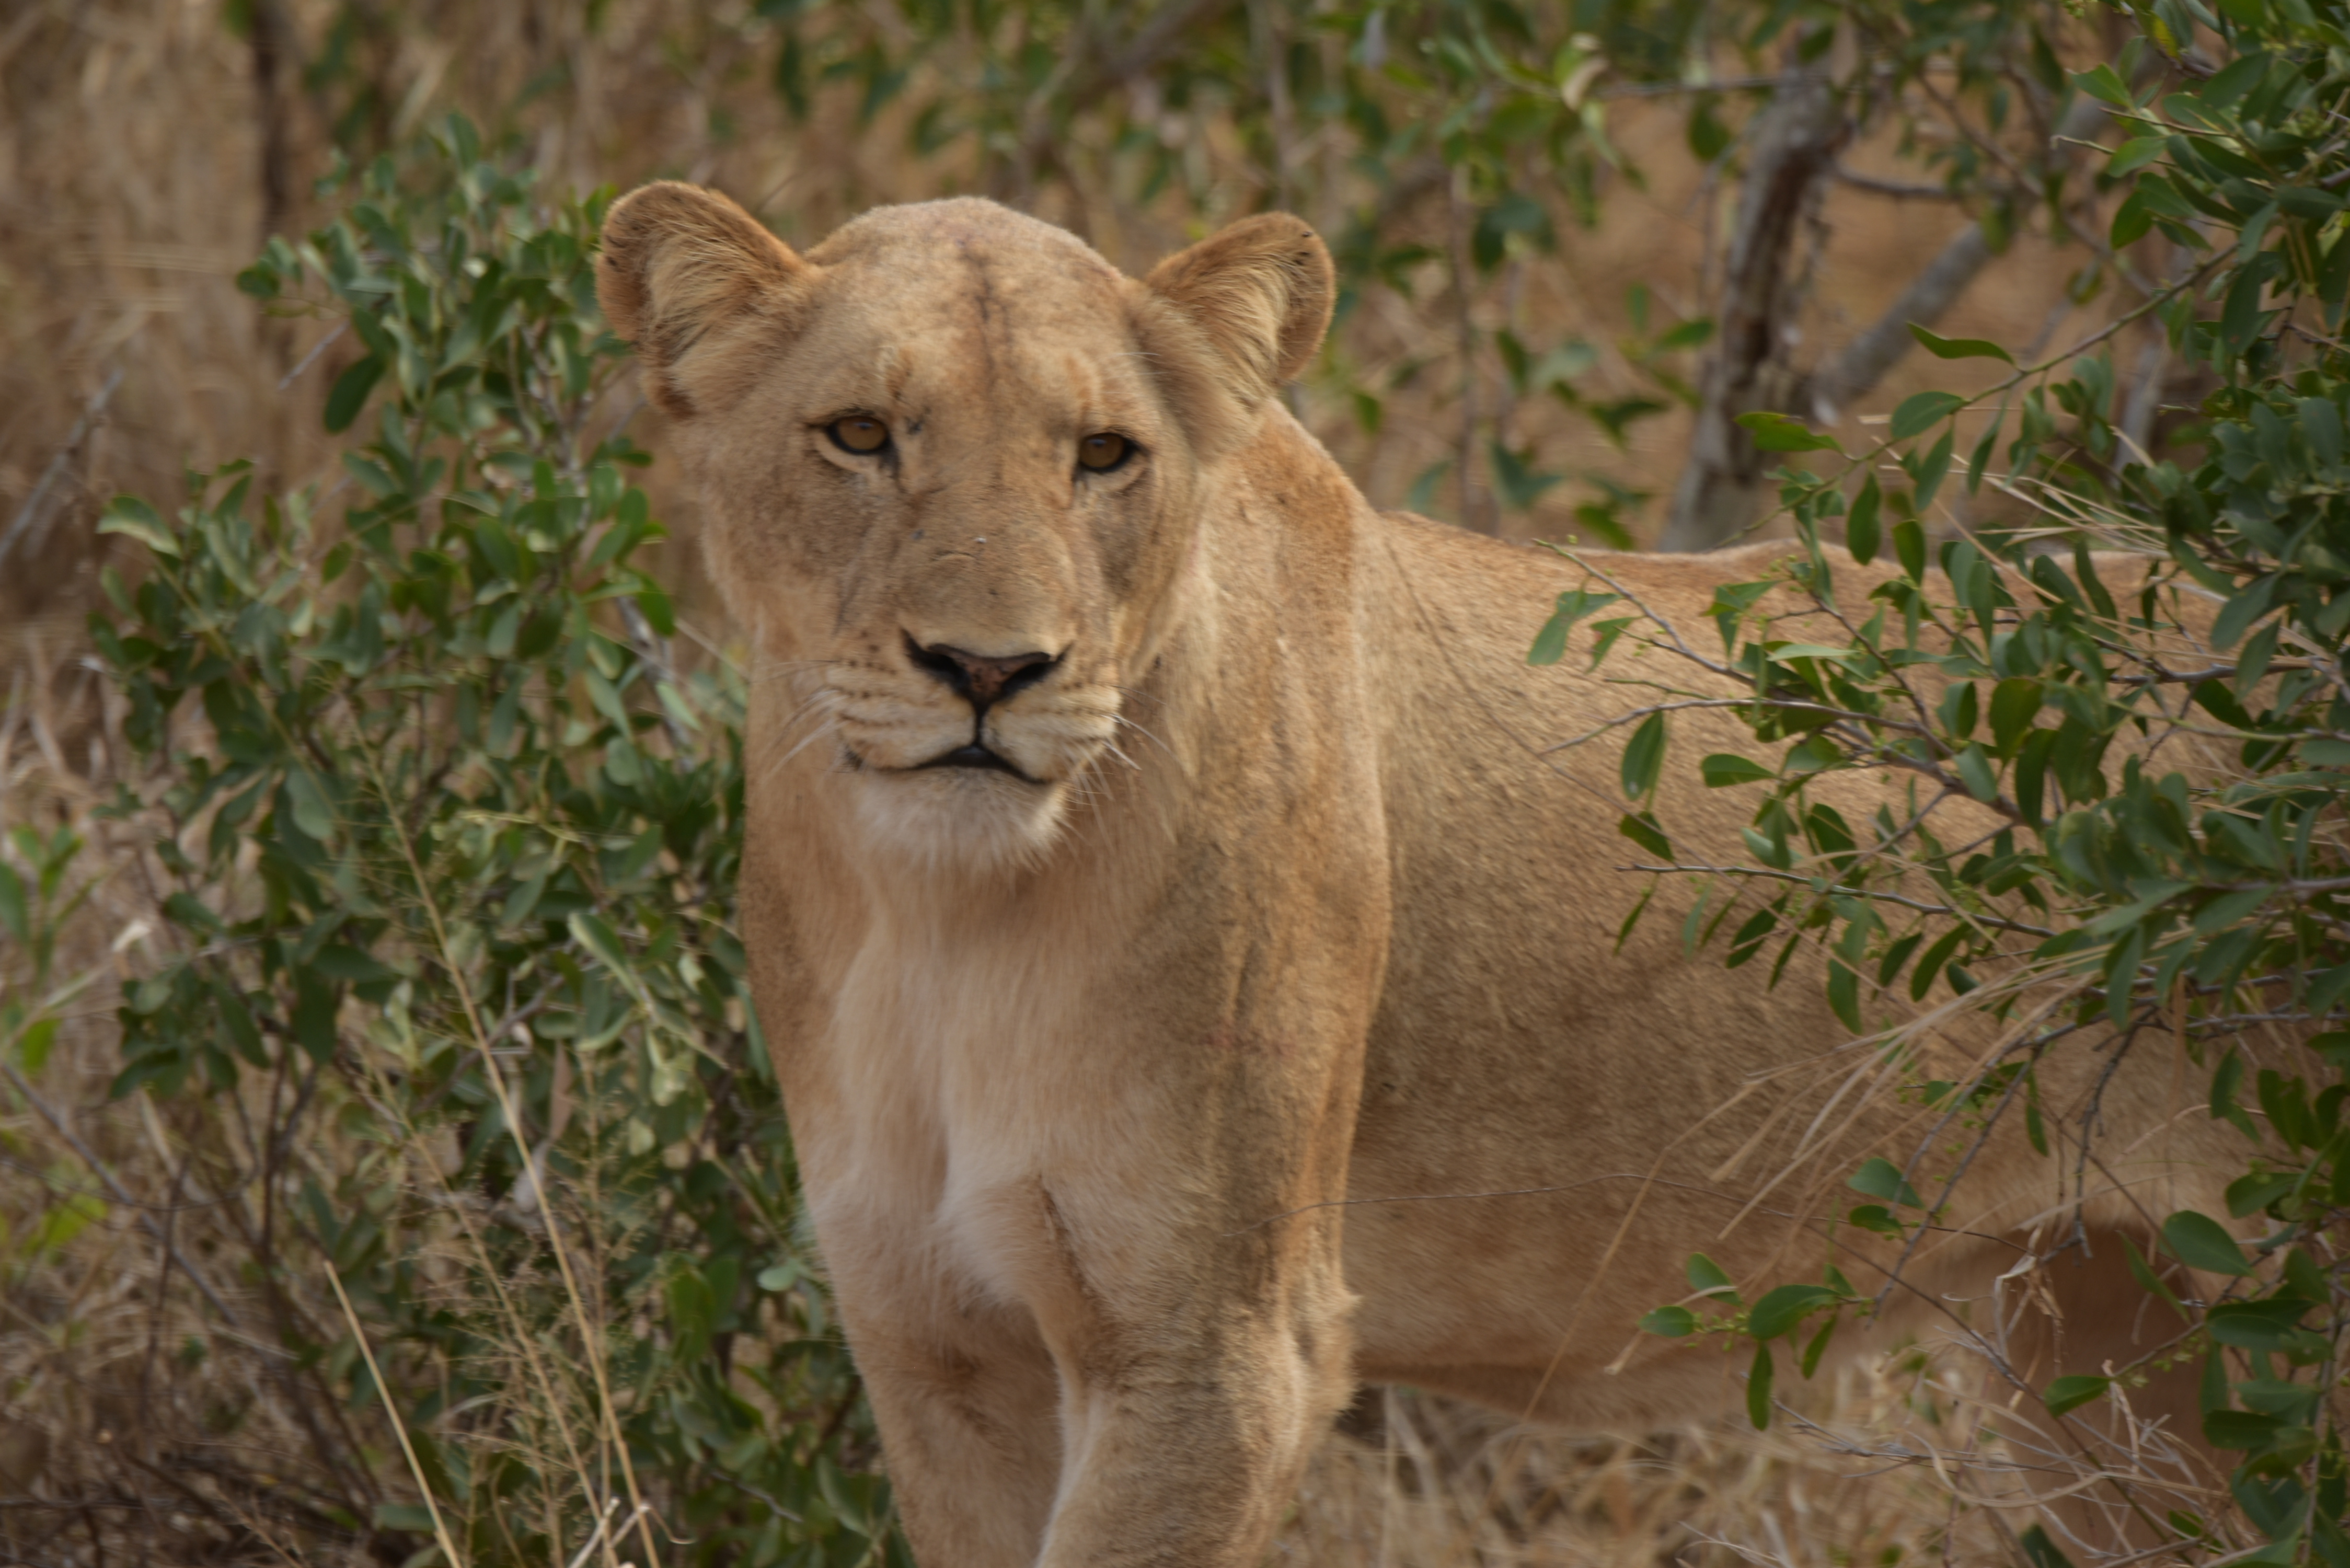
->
[1012,1040,1366,1567]
[842,1299,1066,1568]
[1031,1285,1356,1568]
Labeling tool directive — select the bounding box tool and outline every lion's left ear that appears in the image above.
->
[1143,214,1334,405]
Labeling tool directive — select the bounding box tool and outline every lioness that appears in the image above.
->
[597,185,2238,1565]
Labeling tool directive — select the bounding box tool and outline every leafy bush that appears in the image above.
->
[1551,2,2350,1560]
[88,119,889,1568]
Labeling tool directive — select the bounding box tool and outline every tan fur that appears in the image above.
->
[598,183,2240,1566]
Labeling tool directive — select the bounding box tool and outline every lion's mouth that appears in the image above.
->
[911,742,1044,785]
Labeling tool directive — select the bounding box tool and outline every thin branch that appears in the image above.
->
[1620,861,2060,937]
[1829,166,1959,200]
[0,1059,248,1333]
[0,367,122,576]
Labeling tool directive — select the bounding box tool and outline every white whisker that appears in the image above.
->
[751,693,838,762]
[1112,711,1179,767]
[771,715,843,775]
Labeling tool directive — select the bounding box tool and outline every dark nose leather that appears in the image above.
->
[908,639,1056,713]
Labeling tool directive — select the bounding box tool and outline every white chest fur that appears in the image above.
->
[802,910,1153,1317]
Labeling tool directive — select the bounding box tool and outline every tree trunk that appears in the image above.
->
[1663,93,2115,551]
[250,0,295,246]
[1658,64,1845,552]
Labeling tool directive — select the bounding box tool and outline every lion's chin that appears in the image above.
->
[849,765,1072,876]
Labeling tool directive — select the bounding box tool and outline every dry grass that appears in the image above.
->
[0,4,2187,1564]
[1280,1375,2008,1567]
[0,635,370,1565]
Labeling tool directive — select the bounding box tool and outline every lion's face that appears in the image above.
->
[597,189,1332,870]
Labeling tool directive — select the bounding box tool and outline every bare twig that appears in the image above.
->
[0,1058,247,1334]
[0,368,122,577]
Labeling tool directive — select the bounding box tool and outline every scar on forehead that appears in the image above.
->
[1057,351,1105,413]
[877,343,914,402]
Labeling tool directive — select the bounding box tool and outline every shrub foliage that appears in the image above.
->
[83,122,890,1568]
[1553,2,2350,1560]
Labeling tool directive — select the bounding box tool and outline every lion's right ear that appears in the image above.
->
[597,182,812,420]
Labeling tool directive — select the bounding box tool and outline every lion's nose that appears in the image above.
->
[907,638,1057,714]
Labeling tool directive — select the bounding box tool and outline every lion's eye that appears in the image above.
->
[827,416,891,455]
[1077,432,1133,473]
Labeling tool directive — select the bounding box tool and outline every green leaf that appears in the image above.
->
[1735,410,1840,453]
[1615,878,1657,955]
[1845,476,1881,566]
[375,1502,441,1534]
[1893,516,1926,583]
[0,862,25,945]
[96,497,181,559]
[1700,752,1775,787]
[2161,1209,2252,1276]
[323,354,387,434]
[2204,1409,2285,1450]
[1848,1157,1923,1208]
[1911,428,1955,512]
[2017,1524,2079,1568]
[16,1017,59,1076]
[1988,678,2041,755]
[667,1263,717,1364]
[1619,713,1667,802]
[1746,1340,1775,1429]
[162,892,222,935]
[2071,63,2132,107]
[569,911,635,978]
[1908,324,2014,365]
[1890,390,1965,441]
[2043,1374,2110,1417]
[1954,742,1998,803]
[1405,460,1449,514]
[1641,1305,1698,1338]
[1586,617,1637,667]
[292,973,339,1066]
[1686,1253,1737,1299]
[1617,812,1672,859]
[2225,1170,2296,1218]
[584,668,630,729]
[1488,441,1563,511]
[1799,1314,1837,1378]
[2121,1234,2187,1317]
[1826,959,1861,1031]
[285,769,338,846]
[1528,589,1623,666]
[312,944,398,984]
[1747,1283,1837,1341]
[634,581,676,637]
[2106,136,2170,178]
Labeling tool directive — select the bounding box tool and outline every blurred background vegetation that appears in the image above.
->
[0,1,2283,1564]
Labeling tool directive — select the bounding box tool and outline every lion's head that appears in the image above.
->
[596,186,1333,870]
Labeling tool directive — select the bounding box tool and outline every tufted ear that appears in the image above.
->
[1143,214,1334,405]
[597,181,812,420]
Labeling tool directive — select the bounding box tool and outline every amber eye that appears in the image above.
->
[827,416,891,455]
[1077,432,1133,472]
